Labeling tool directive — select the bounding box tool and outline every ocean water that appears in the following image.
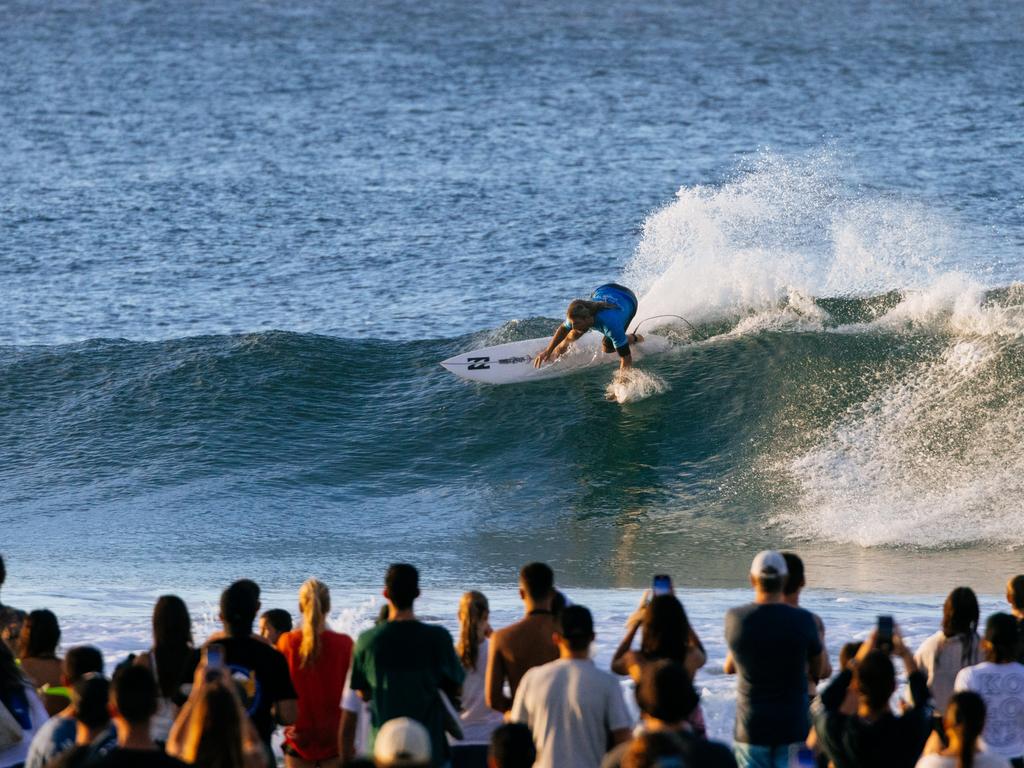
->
[3,0,1024,744]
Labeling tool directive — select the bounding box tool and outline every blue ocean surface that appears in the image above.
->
[3,0,1024,600]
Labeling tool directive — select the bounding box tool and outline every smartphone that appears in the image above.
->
[876,615,894,654]
[204,643,225,669]
[652,574,673,596]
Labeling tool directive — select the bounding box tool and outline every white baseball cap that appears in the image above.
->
[374,717,432,766]
[750,550,788,578]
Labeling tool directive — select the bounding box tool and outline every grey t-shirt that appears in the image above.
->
[724,602,822,746]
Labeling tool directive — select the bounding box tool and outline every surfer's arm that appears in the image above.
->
[534,324,583,368]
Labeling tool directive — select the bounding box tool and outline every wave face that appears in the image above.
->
[4,282,1024,553]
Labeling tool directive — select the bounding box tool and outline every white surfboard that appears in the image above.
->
[441,333,670,384]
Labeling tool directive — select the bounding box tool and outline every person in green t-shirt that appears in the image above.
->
[350,564,465,768]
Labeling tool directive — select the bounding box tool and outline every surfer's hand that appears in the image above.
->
[533,350,552,368]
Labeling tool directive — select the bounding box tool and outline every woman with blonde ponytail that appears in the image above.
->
[276,579,354,768]
[451,591,503,768]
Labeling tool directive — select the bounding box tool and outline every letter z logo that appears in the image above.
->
[467,357,491,370]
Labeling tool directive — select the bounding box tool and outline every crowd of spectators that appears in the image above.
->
[1,552,1024,768]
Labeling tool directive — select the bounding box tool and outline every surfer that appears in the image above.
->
[534,283,643,370]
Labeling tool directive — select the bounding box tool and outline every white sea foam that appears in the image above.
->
[605,367,670,404]
[623,150,957,332]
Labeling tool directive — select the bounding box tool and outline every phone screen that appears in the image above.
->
[876,615,894,653]
[205,644,224,669]
[652,574,673,596]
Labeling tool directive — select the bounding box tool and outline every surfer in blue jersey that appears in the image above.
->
[534,283,643,370]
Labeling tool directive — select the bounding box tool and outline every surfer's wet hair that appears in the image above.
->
[567,299,616,324]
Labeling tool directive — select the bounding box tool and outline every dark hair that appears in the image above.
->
[555,605,593,652]
[489,723,536,768]
[551,590,568,619]
[948,690,986,768]
[635,660,700,722]
[385,564,420,610]
[112,664,159,724]
[0,641,26,694]
[983,613,1019,663]
[519,562,554,602]
[855,650,896,711]
[839,642,862,672]
[756,571,785,594]
[782,552,805,596]
[622,731,686,768]
[1008,575,1024,613]
[220,582,260,637]
[20,609,61,658]
[260,608,293,635]
[942,587,979,667]
[640,595,693,664]
[64,646,104,683]
[0,554,5,588]
[73,675,112,730]
[152,595,195,699]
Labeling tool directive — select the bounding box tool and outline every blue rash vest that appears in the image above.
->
[563,283,638,351]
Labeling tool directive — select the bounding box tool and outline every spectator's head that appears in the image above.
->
[519,562,554,607]
[982,612,1019,663]
[839,641,862,672]
[259,608,293,646]
[153,595,193,650]
[72,674,111,733]
[220,580,260,637]
[298,578,330,667]
[940,587,979,640]
[640,594,693,665]
[111,664,159,729]
[384,564,420,613]
[457,591,490,672]
[488,723,536,768]
[782,552,805,598]
[374,717,431,767]
[180,674,246,768]
[635,660,700,726]
[749,551,787,595]
[1006,575,1024,617]
[945,691,986,767]
[621,731,686,768]
[551,589,569,619]
[63,645,104,686]
[18,608,60,660]
[854,650,895,712]
[554,605,594,656]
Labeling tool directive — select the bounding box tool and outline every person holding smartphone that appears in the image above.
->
[812,623,933,768]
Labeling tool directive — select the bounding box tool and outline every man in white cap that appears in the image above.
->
[374,717,432,767]
[723,551,827,768]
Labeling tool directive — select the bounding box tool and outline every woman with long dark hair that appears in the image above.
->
[135,595,201,743]
[915,691,1010,768]
[17,609,64,716]
[913,587,981,717]
[611,592,707,736]
[0,638,49,768]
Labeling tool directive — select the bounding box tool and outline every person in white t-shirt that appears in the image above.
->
[452,591,503,766]
[914,587,981,717]
[916,690,1011,768]
[954,614,1024,766]
[510,605,633,768]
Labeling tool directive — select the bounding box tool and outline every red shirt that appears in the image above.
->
[277,628,354,760]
